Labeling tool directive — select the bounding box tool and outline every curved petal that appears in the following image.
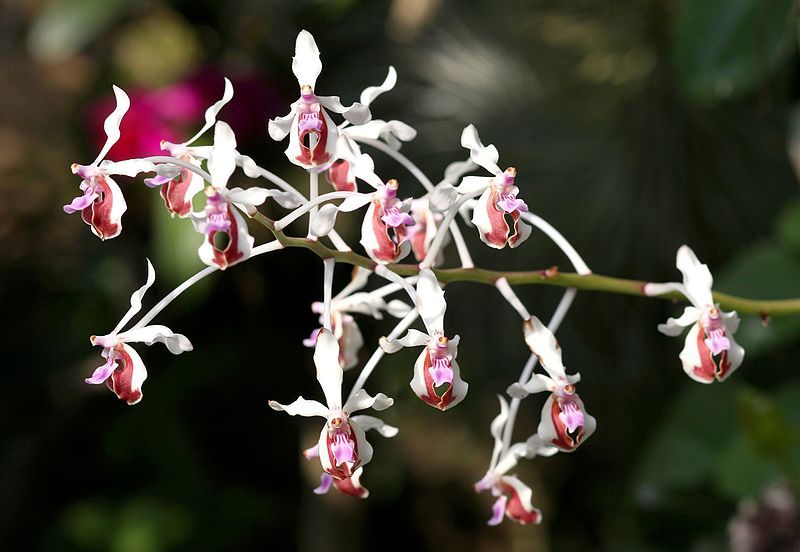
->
[455,175,491,195]
[207,121,237,189]
[336,314,364,371]
[489,395,510,470]
[314,329,343,409]
[85,354,118,385]
[309,204,340,238]
[343,389,393,414]
[429,183,458,213]
[292,30,322,89]
[344,119,417,150]
[507,373,556,399]
[643,281,686,297]
[119,325,192,354]
[524,434,559,458]
[318,96,371,125]
[332,467,369,498]
[379,328,429,353]
[313,473,334,495]
[111,259,156,335]
[657,306,701,336]
[498,475,542,525]
[268,104,298,141]
[523,317,566,381]
[676,245,714,308]
[268,396,329,418]
[442,158,478,184]
[225,187,269,213]
[92,85,130,165]
[185,77,234,146]
[350,415,399,437]
[101,159,156,177]
[460,124,501,175]
[415,268,446,334]
[107,344,147,406]
[360,66,397,106]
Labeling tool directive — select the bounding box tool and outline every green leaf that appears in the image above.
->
[672,0,796,102]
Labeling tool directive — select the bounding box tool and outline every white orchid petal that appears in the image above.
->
[343,389,393,414]
[460,124,501,175]
[524,434,559,458]
[442,159,478,184]
[318,96,371,125]
[314,329,343,409]
[337,193,373,212]
[268,396,329,418]
[207,121,237,189]
[350,414,399,437]
[429,183,459,213]
[489,395,510,470]
[225,187,269,213]
[416,268,446,335]
[456,175,492,195]
[379,328,429,353]
[385,299,413,318]
[268,104,298,141]
[186,78,234,146]
[507,373,555,399]
[93,85,130,166]
[111,259,156,335]
[101,159,156,177]
[676,245,714,307]
[262,189,305,209]
[643,281,686,297]
[523,317,566,380]
[309,203,339,237]
[119,325,192,354]
[360,66,397,106]
[657,306,700,336]
[292,30,323,89]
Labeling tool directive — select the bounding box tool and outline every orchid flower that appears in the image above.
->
[269,329,394,480]
[268,30,370,170]
[84,260,192,405]
[64,86,155,239]
[303,267,412,370]
[189,121,269,270]
[474,396,557,526]
[646,245,745,383]
[433,125,531,249]
[380,269,469,410]
[145,78,234,217]
[304,414,399,498]
[507,317,596,452]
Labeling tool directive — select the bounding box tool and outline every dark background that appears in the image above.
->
[2,0,800,550]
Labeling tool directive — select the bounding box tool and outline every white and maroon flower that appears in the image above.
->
[146,78,233,217]
[359,179,415,264]
[303,414,398,499]
[64,86,155,239]
[474,396,557,526]
[84,260,192,405]
[268,31,370,171]
[190,121,269,270]
[440,125,531,249]
[647,245,745,383]
[380,269,469,410]
[269,329,393,481]
[507,317,596,452]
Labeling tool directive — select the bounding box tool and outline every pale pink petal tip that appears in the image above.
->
[313,473,334,495]
[488,495,508,526]
[85,356,118,385]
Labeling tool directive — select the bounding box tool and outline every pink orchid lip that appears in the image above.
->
[380,206,414,228]
[313,473,334,495]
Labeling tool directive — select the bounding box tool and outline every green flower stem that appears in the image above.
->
[250,211,800,317]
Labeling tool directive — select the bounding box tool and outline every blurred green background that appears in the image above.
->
[2,0,800,550]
